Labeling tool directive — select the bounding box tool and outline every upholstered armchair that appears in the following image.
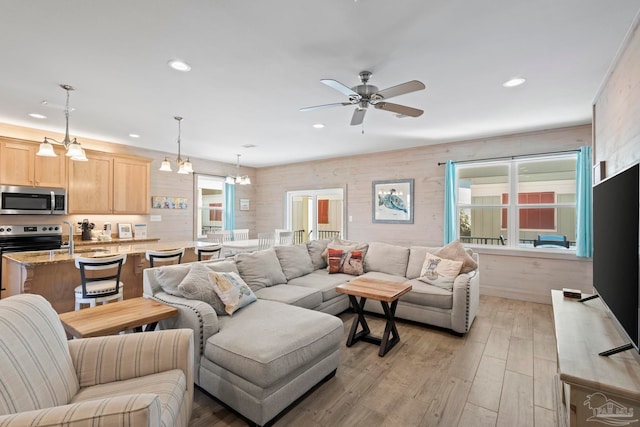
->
[0,294,194,427]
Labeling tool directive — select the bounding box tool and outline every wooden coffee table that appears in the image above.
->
[59,297,178,338]
[336,277,412,357]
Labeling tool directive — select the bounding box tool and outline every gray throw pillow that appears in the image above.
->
[306,239,330,270]
[434,240,478,273]
[154,264,192,296]
[274,244,314,281]
[177,263,227,315]
[364,242,410,276]
[203,259,240,274]
[235,248,287,291]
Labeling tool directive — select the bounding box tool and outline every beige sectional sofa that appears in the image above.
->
[142,238,479,426]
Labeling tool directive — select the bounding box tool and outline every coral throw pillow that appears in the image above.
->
[327,248,363,276]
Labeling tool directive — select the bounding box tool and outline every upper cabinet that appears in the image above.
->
[113,156,150,214]
[0,138,66,187]
[67,151,113,214]
[67,150,150,214]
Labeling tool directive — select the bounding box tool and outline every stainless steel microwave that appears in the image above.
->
[0,185,67,215]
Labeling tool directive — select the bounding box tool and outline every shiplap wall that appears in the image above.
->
[255,125,593,303]
[593,14,640,175]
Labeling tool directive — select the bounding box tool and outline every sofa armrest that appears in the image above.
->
[450,269,480,334]
[68,329,193,399]
[0,394,161,426]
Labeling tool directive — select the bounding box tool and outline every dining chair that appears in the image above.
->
[258,232,275,250]
[146,248,185,267]
[194,245,222,261]
[233,229,249,240]
[74,253,127,310]
[276,231,294,246]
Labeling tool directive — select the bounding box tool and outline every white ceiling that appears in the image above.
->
[0,1,638,167]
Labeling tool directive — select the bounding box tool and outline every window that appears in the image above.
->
[195,175,226,238]
[455,154,577,248]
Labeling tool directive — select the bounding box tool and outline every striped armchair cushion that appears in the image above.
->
[0,294,79,415]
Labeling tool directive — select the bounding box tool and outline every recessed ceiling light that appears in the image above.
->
[313,123,325,129]
[129,133,140,138]
[168,59,191,72]
[503,77,526,88]
[28,113,47,119]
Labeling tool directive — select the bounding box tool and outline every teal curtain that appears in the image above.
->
[443,160,457,244]
[575,146,593,258]
[224,183,235,231]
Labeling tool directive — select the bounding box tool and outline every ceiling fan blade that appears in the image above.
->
[321,79,359,97]
[374,102,424,117]
[373,80,425,101]
[299,102,352,112]
[350,108,367,126]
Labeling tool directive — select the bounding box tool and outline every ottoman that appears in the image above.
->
[198,300,343,426]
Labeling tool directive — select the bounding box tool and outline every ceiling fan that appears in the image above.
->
[300,71,425,126]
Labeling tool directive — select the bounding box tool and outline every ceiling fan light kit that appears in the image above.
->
[301,71,425,126]
[36,84,88,161]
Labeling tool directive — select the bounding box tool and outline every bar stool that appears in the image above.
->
[74,254,127,310]
[194,245,222,261]
[146,248,185,267]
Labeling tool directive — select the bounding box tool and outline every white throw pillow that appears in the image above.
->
[209,272,257,315]
[419,252,463,290]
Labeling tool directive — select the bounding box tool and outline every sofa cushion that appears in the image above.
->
[327,248,363,276]
[177,263,227,315]
[402,279,454,310]
[306,239,330,270]
[208,300,343,388]
[70,369,186,427]
[434,240,478,274]
[363,242,410,276]
[287,269,352,301]
[406,246,442,279]
[274,244,314,281]
[254,284,322,309]
[418,253,463,290]
[209,272,257,315]
[235,248,287,291]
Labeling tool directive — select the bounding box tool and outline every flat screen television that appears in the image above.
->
[592,162,640,355]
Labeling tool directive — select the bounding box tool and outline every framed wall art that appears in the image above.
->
[239,198,250,211]
[372,179,414,224]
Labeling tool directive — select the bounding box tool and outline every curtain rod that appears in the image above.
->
[437,149,580,166]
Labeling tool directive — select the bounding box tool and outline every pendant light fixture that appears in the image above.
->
[160,116,193,174]
[37,84,88,161]
[226,154,251,185]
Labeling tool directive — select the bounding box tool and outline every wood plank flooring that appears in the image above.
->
[188,295,559,427]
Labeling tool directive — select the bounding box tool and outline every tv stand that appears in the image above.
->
[551,290,640,427]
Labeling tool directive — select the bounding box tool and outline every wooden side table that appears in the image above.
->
[59,297,178,338]
[336,277,412,357]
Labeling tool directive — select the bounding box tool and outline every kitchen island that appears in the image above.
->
[1,240,219,313]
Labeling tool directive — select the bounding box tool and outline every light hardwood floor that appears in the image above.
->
[188,295,559,427]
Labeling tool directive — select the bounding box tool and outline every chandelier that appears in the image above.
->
[160,116,193,174]
[36,84,87,161]
[225,154,251,185]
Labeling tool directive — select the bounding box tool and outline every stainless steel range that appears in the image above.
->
[0,224,63,296]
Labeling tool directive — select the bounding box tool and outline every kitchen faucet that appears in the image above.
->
[62,221,74,255]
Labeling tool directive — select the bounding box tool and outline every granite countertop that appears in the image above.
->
[3,240,221,265]
[70,237,160,247]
